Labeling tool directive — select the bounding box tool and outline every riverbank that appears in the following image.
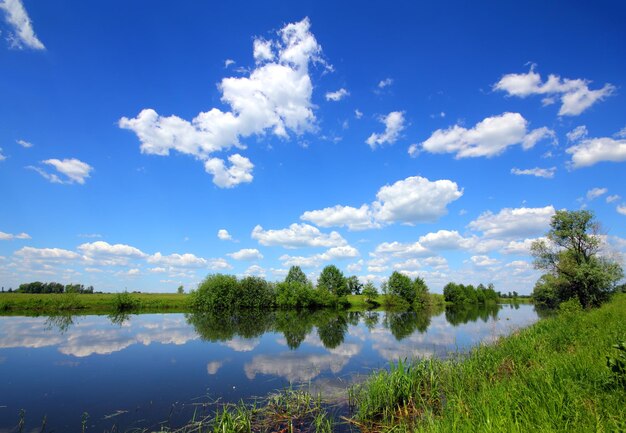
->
[0,292,451,314]
[176,294,625,432]
[0,292,190,313]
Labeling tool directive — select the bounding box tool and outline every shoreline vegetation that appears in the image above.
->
[1,265,527,314]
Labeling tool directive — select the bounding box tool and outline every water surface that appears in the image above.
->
[0,304,538,432]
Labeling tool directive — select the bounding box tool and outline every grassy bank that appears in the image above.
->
[0,292,190,313]
[349,294,626,432]
[0,292,448,314]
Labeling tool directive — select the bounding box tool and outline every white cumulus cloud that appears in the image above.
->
[15,247,81,262]
[0,230,30,240]
[373,176,463,224]
[468,206,555,239]
[366,111,405,149]
[421,112,554,158]
[566,132,626,168]
[494,66,614,116]
[252,223,347,249]
[301,175,462,230]
[300,204,379,231]
[217,229,233,241]
[228,248,263,261]
[0,0,45,50]
[325,88,349,101]
[29,158,93,185]
[120,18,323,188]
[204,154,254,188]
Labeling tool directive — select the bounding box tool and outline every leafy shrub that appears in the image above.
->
[190,274,239,311]
[558,297,583,315]
[114,291,140,312]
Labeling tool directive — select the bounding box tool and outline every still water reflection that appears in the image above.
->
[0,304,538,432]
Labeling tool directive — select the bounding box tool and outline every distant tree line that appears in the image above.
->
[190,265,435,312]
[14,281,95,294]
[443,282,498,305]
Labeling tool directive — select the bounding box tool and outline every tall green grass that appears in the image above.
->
[0,292,190,313]
[349,294,626,432]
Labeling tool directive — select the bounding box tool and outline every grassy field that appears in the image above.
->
[0,292,190,313]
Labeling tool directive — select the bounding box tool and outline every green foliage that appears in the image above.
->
[607,341,626,388]
[443,281,497,305]
[558,297,583,315]
[17,281,94,294]
[347,275,363,294]
[113,291,140,312]
[317,265,348,296]
[177,285,184,294]
[387,271,415,303]
[190,274,240,311]
[412,276,430,307]
[532,210,624,308]
[532,274,559,308]
[285,265,309,285]
[362,281,379,306]
[237,276,275,309]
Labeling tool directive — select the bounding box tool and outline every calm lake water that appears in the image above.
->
[0,304,539,432]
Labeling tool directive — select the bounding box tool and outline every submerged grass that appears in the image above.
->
[349,293,626,432]
[153,387,335,433]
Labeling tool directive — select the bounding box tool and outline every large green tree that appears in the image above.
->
[285,265,309,285]
[317,265,348,296]
[388,271,415,303]
[531,210,623,308]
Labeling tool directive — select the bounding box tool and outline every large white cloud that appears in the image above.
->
[421,112,554,158]
[78,241,147,266]
[15,247,81,262]
[301,176,462,230]
[494,66,615,116]
[418,230,474,250]
[300,204,379,231]
[29,158,93,185]
[373,176,463,224]
[566,135,626,168]
[366,111,405,149]
[0,0,45,50]
[120,18,323,188]
[228,248,263,261]
[468,206,555,239]
[252,223,347,249]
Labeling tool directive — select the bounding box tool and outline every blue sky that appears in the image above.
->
[1,0,625,294]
